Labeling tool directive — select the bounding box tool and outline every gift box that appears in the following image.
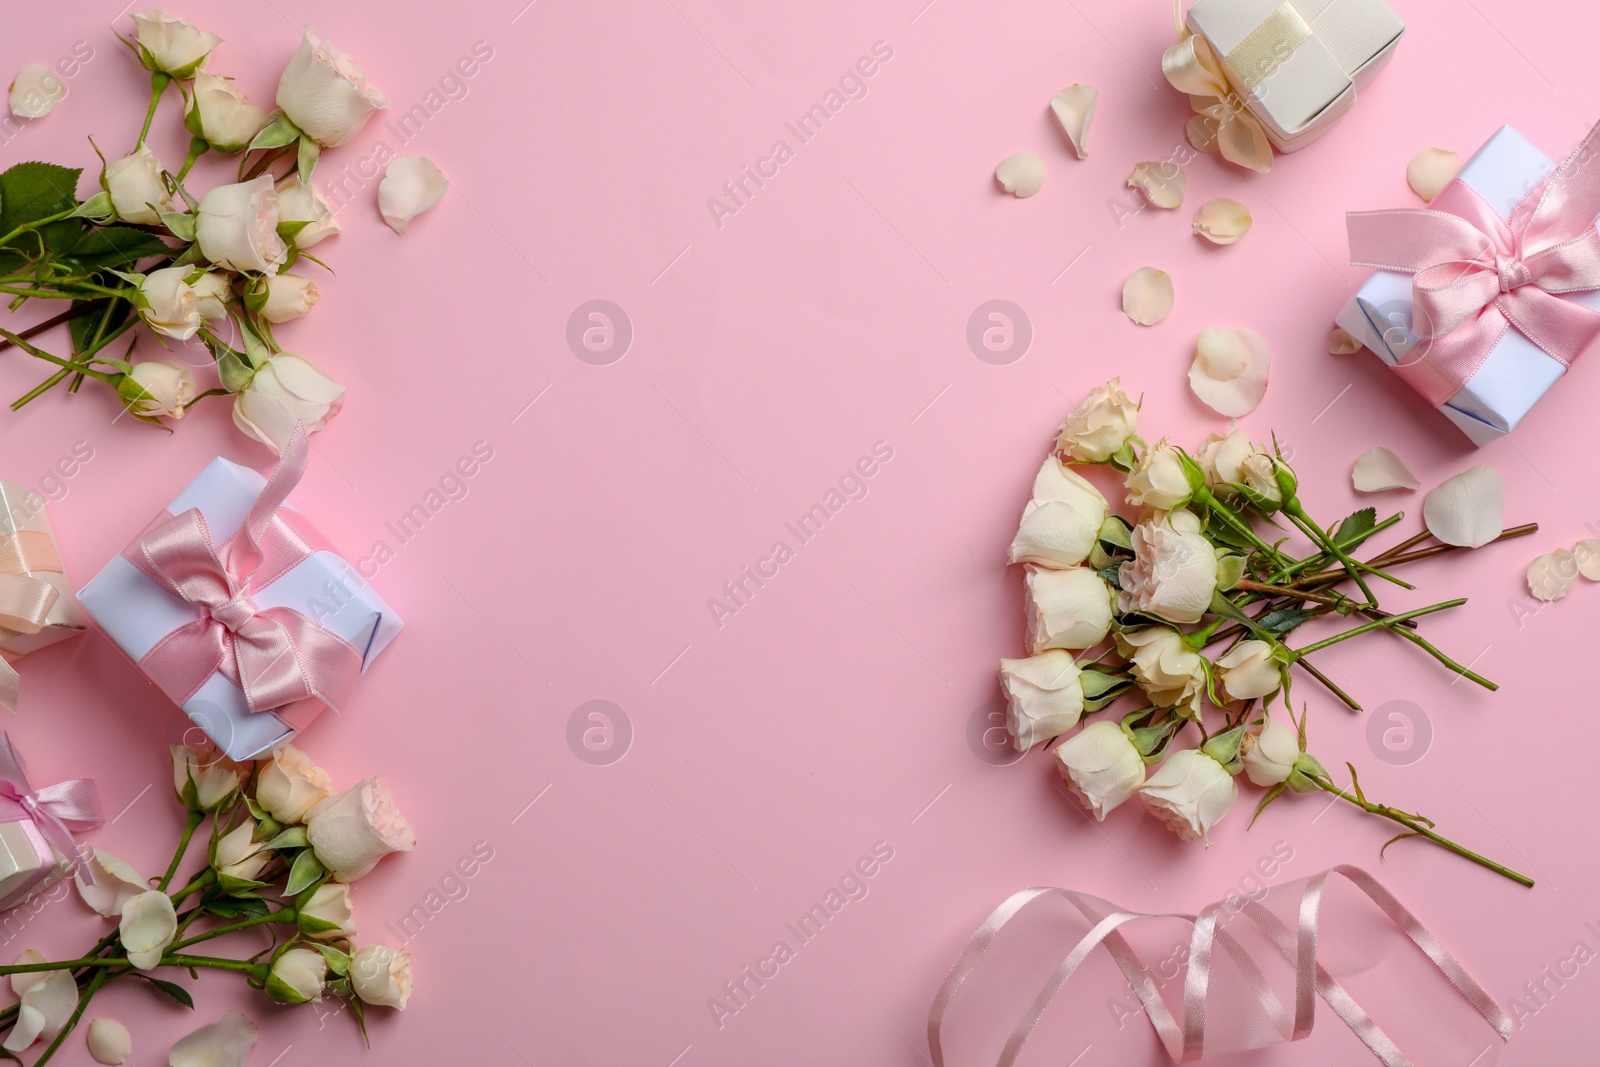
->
[0,482,88,711]
[78,436,402,760]
[1181,0,1404,152]
[1336,124,1600,445]
[0,732,101,911]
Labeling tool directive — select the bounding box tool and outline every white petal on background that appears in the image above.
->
[1406,147,1461,203]
[74,847,148,918]
[1528,549,1579,602]
[2,950,75,1052]
[1049,85,1098,159]
[8,65,65,119]
[995,152,1046,198]
[169,1012,259,1067]
[1192,198,1251,244]
[1127,160,1186,208]
[1351,446,1420,492]
[1327,326,1363,354]
[379,155,449,234]
[1423,466,1504,547]
[1575,538,1600,580]
[88,1018,132,1065]
[1121,267,1174,326]
[1188,326,1270,416]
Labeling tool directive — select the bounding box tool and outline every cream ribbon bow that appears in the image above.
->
[1161,2,1275,173]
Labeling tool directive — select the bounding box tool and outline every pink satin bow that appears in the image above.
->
[125,427,361,722]
[0,731,102,888]
[1347,120,1600,406]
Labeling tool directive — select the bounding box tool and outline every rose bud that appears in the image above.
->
[1023,566,1113,653]
[1008,456,1108,569]
[1139,748,1237,845]
[999,651,1084,751]
[1055,720,1145,820]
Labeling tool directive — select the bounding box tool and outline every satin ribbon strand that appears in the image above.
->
[0,732,102,890]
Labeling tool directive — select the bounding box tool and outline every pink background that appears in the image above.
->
[3,0,1599,1063]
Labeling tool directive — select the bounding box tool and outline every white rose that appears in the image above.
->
[1118,509,1218,625]
[169,1012,258,1067]
[276,29,390,147]
[1239,451,1284,507]
[999,651,1083,751]
[128,359,197,419]
[1139,748,1236,844]
[195,175,287,274]
[190,270,232,321]
[1056,378,1139,463]
[2,950,75,1052]
[1125,440,1192,510]
[185,70,268,152]
[266,946,327,1004]
[1195,429,1259,491]
[1055,720,1145,819]
[275,174,339,248]
[232,353,345,455]
[104,147,174,226]
[1023,565,1113,653]
[1216,639,1283,701]
[119,890,176,970]
[171,744,247,812]
[130,11,221,78]
[1241,716,1301,787]
[73,848,147,918]
[256,743,335,823]
[134,266,200,340]
[260,272,319,323]
[1008,456,1108,569]
[211,822,268,883]
[305,778,416,882]
[350,944,412,1010]
[298,882,357,940]
[1116,627,1207,714]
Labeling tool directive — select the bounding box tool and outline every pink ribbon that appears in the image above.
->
[929,866,1511,1067]
[0,731,102,896]
[1347,120,1600,405]
[124,427,361,725]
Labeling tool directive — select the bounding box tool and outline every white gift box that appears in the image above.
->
[78,458,403,760]
[0,481,86,659]
[1334,126,1600,445]
[1186,0,1404,151]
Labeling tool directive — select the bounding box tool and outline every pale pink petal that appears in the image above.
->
[1121,267,1174,326]
[1528,549,1578,602]
[1188,326,1270,416]
[1423,466,1504,548]
[1351,447,1419,493]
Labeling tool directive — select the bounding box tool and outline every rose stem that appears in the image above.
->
[1295,656,1361,710]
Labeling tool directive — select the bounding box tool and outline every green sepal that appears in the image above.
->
[162,211,196,242]
[69,192,113,220]
[1247,781,1287,828]
[267,826,309,850]
[247,112,302,152]
[1200,723,1246,770]
[297,137,320,184]
[1107,440,1137,472]
[314,943,351,976]
[285,849,326,897]
[1215,553,1246,592]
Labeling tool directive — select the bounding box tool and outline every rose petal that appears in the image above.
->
[1423,466,1504,548]
[1406,147,1461,203]
[1188,326,1270,416]
[379,155,448,234]
[1327,326,1363,355]
[995,152,1046,198]
[8,65,65,120]
[1192,198,1251,244]
[1574,539,1600,580]
[1528,549,1579,602]
[170,1011,259,1067]
[74,848,148,918]
[1121,267,1174,326]
[1351,446,1419,493]
[1049,84,1097,160]
[1127,160,1185,209]
[88,1018,133,1065]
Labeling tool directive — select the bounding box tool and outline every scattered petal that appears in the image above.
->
[1327,326,1363,355]
[74,848,148,918]
[1188,327,1270,416]
[995,152,1046,198]
[1423,466,1504,547]
[1192,198,1251,244]
[1121,267,1174,326]
[1406,147,1461,203]
[169,1011,258,1067]
[3,951,75,1052]
[1575,539,1600,580]
[9,65,65,119]
[1528,549,1578,602]
[1351,446,1420,492]
[88,1018,133,1065]
[379,155,448,234]
[1127,160,1185,209]
[1049,84,1098,159]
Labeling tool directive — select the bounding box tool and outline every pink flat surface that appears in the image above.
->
[3,0,1599,1063]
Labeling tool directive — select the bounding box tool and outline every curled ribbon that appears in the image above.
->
[123,427,362,723]
[1347,120,1600,407]
[0,731,102,895]
[1162,1,1277,173]
[0,505,87,715]
[929,866,1511,1067]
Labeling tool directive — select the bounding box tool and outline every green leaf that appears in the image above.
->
[285,849,325,896]
[57,225,173,272]
[277,218,310,243]
[1096,563,1123,588]
[1332,507,1377,547]
[0,162,81,243]
[248,112,302,152]
[69,298,131,356]
[297,136,320,183]
[135,973,196,1009]
[1256,607,1317,637]
[206,896,272,919]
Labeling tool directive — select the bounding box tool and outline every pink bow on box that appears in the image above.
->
[1348,120,1600,406]
[123,427,362,728]
[0,731,102,904]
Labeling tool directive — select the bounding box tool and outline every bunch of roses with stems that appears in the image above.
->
[0,10,393,455]
[0,740,415,1064]
[999,378,1539,886]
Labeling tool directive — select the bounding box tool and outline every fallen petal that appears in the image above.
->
[1351,446,1419,492]
[1049,85,1098,160]
[170,1011,259,1067]
[88,1018,133,1065]
[1406,147,1460,203]
[1574,538,1600,580]
[1127,160,1185,209]
[1327,326,1363,355]
[74,847,148,918]
[1188,326,1270,416]
[995,152,1046,198]
[1192,198,1251,244]
[379,155,448,234]
[1423,466,1504,547]
[1121,267,1174,326]
[1528,549,1578,601]
[8,65,65,120]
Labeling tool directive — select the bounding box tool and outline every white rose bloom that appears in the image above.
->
[232,353,346,455]
[104,147,174,226]
[275,174,339,248]
[298,882,357,940]
[190,270,232,321]
[135,267,201,341]
[1118,509,1219,624]
[212,822,268,883]
[350,944,412,1010]
[266,946,327,1004]
[1216,639,1283,701]
[1195,429,1259,491]
[73,848,148,918]
[1239,451,1284,506]
[305,778,416,882]
[1023,566,1113,653]
[1056,378,1139,463]
[1125,440,1192,510]
[130,11,222,78]
[256,743,335,823]
[1139,748,1236,845]
[1116,626,1207,714]
[195,175,287,274]
[128,359,197,419]
[999,651,1084,750]
[1055,720,1145,819]
[1241,716,1302,787]
[171,744,247,811]
[260,272,319,323]
[1008,456,1108,569]
[276,29,390,147]
[119,890,177,970]
[169,1012,258,1067]
[186,70,268,152]
[2,950,76,1052]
